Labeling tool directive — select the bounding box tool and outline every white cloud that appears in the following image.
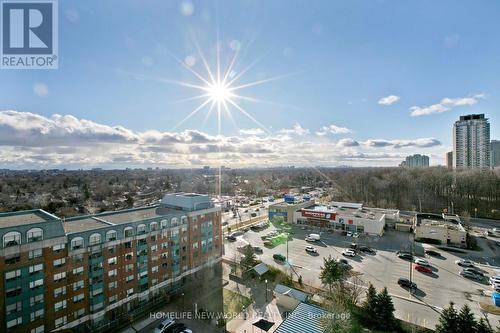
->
[0,110,446,168]
[410,94,485,116]
[316,124,352,136]
[378,95,400,105]
[33,83,49,97]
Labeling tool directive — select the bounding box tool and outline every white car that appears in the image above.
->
[455,259,474,267]
[305,236,316,242]
[154,318,175,333]
[415,259,431,267]
[305,246,318,254]
[489,276,500,285]
[346,232,353,237]
[353,232,359,238]
[342,249,356,257]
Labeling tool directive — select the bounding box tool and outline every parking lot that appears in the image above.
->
[224,224,500,329]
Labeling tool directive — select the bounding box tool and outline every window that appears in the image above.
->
[181,216,187,224]
[30,279,44,289]
[125,252,133,261]
[7,317,22,329]
[109,294,118,304]
[72,266,84,276]
[27,228,43,242]
[124,227,134,237]
[70,237,84,250]
[108,269,117,277]
[5,269,21,281]
[29,263,43,274]
[89,233,101,246]
[6,302,21,315]
[162,242,168,249]
[106,230,117,242]
[125,264,134,272]
[53,272,66,282]
[127,288,134,296]
[151,244,158,252]
[54,316,67,329]
[72,253,83,263]
[3,231,21,247]
[31,325,44,333]
[30,294,43,306]
[73,280,84,291]
[53,258,66,267]
[126,274,134,282]
[54,300,67,312]
[137,224,146,235]
[108,281,118,289]
[30,309,44,322]
[108,257,117,265]
[53,243,65,252]
[73,294,84,303]
[160,219,168,229]
[29,249,43,259]
[54,286,66,297]
[171,217,179,226]
[150,222,158,231]
[152,266,159,273]
[74,308,85,319]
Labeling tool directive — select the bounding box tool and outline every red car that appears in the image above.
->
[415,264,432,273]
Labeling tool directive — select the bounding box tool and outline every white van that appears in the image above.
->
[305,233,321,242]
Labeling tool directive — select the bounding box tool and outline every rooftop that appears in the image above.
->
[0,209,58,228]
[96,206,163,225]
[274,302,329,333]
[63,217,112,234]
[274,284,309,302]
[303,203,391,220]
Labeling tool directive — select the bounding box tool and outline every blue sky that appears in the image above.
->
[0,0,499,168]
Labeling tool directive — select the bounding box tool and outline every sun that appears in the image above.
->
[206,80,232,104]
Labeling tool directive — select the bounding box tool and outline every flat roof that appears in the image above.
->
[0,210,56,228]
[96,207,163,225]
[64,217,111,234]
[303,204,387,220]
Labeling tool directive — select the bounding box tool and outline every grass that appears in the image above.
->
[223,288,251,316]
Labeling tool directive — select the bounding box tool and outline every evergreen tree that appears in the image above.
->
[476,318,493,333]
[361,283,378,327]
[435,302,459,333]
[375,287,397,331]
[456,304,477,333]
[319,255,345,291]
[240,245,257,271]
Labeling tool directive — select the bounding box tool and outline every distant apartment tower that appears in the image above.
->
[453,114,490,169]
[492,140,500,168]
[0,193,223,333]
[446,151,453,170]
[402,154,429,168]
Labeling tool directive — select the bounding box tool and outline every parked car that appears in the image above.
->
[455,259,475,267]
[305,246,318,254]
[222,221,228,226]
[342,249,356,257]
[242,227,250,232]
[253,246,263,254]
[349,243,358,250]
[397,277,417,290]
[415,259,431,267]
[425,250,441,257]
[398,253,413,260]
[359,246,375,254]
[165,323,187,333]
[154,318,175,333]
[338,258,350,266]
[489,276,500,285]
[346,231,353,237]
[415,265,432,273]
[353,232,359,238]
[460,270,482,280]
[226,235,237,242]
[463,267,484,277]
[273,254,286,263]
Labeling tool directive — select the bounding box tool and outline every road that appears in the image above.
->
[224,225,500,330]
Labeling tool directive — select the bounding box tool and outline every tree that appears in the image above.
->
[457,304,477,333]
[319,255,345,291]
[361,283,378,327]
[435,302,459,333]
[375,287,397,331]
[240,245,257,271]
[476,318,493,333]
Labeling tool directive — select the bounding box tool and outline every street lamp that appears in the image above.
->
[181,292,185,312]
[265,279,268,302]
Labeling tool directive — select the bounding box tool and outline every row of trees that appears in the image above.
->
[436,302,496,333]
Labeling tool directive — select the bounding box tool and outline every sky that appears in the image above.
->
[0,0,499,169]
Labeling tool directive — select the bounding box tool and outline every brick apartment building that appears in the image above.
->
[0,193,223,333]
